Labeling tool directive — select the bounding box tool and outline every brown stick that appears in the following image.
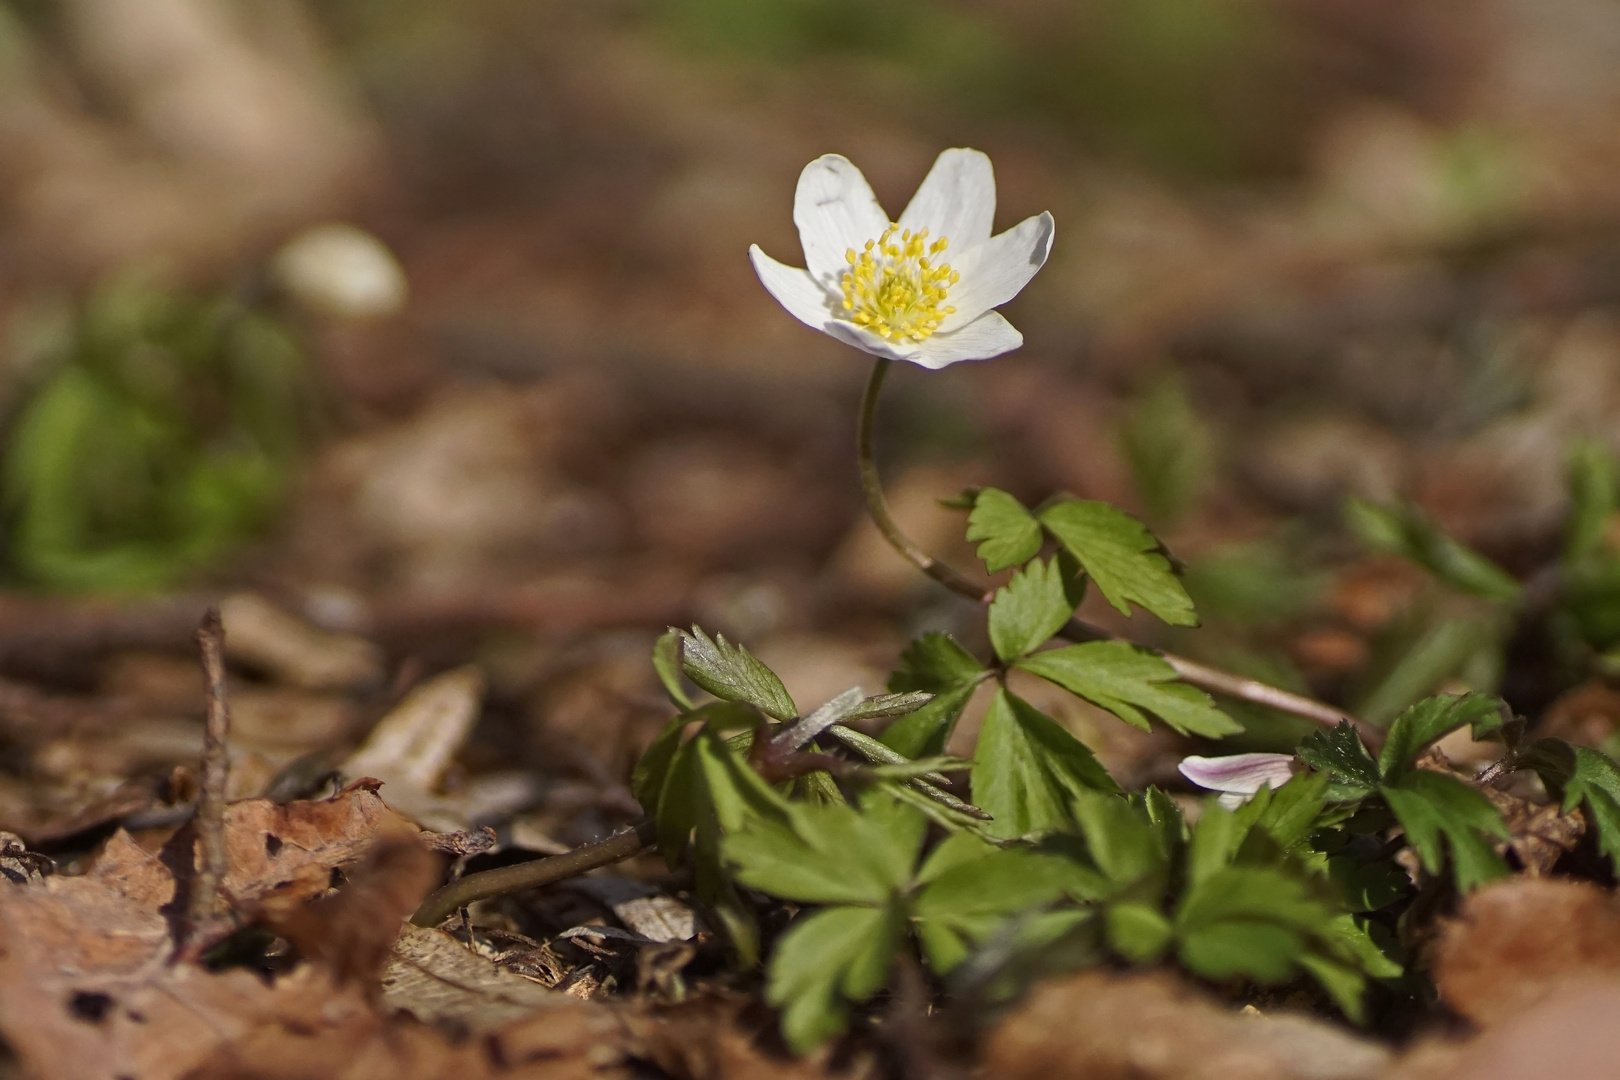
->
[410,818,658,928]
[187,608,232,942]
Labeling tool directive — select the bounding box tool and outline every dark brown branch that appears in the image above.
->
[410,818,658,928]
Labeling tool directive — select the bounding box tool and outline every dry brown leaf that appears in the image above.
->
[0,827,374,1080]
[981,971,1390,1080]
[1440,979,1620,1080]
[382,924,565,1030]
[1432,876,1620,1026]
[1478,786,1584,876]
[257,826,440,989]
[220,593,385,692]
[619,997,844,1080]
[220,779,406,912]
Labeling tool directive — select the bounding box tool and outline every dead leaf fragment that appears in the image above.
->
[982,971,1390,1080]
[382,924,563,1030]
[221,592,386,691]
[221,779,404,911]
[1433,877,1620,1026]
[258,826,440,988]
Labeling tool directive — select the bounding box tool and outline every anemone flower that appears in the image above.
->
[750,149,1054,370]
[1178,752,1297,809]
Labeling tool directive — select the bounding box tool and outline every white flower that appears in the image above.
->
[750,149,1055,370]
[1178,752,1297,809]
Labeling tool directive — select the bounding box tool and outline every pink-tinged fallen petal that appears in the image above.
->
[1178,752,1296,796]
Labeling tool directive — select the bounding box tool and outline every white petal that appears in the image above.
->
[896,148,996,251]
[749,245,838,330]
[793,154,890,289]
[907,311,1023,370]
[939,212,1054,333]
[823,320,923,362]
[1178,753,1296,796]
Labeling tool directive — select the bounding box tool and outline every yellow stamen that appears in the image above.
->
[839,223,957,344]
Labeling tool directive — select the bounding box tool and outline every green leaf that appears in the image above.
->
[652,629,694,709]
[1038,499,1198,626]
[1179,921,1303,982]
[988,557,1082,662]
[966,487,1044,572]
[1106,902,1173,962]
[680,627,797,721]
[888,633,986,693]
[844,691,934,723]
[1174,866,1332,982]
[1016,641,1241,738]
[768,900,906,1054]
[913,835,1080,973]
[723,794,925,906]
[1378,693,1505,779]
[1345,498,1520,604]
[1381,770,1509,891]
[1120,375,1208,526]
[1522,738,1620,870]
[1298,954,1370,1023]
[632,715,687,813]
[1234,771,1330,854]
[1065,790,1169,898]
[1299,722,1381,800]
[1566,440,1618,562]
[880,685,976,759]
[972,689,1120,839]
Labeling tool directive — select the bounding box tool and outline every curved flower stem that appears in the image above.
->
[855,357,1377,744]
[859,360,994,603]
[410,818,658,928]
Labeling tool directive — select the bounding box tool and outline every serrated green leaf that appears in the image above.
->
[768,900,906,1054]
[912,836,1080,974]
[1378,693,1505,779]
[972,689,1120,839]
[1106,902,1173,962]
[1380,770,1509,891]
[1239,771,1330,852]
[989,557,1083,662]
[1174,866,1332,982]
[966,487,1044,572]
[724,794,925,906]
[1299,721,1381,800]
[880,685,976,759]
[652,629,693,709]
[1523,738,1620,870]
[1345,498,1520,604]
[844,691,934,723]
[888,633,986,694]
[691,727,795,834]
[1038,500,1197,626]
[1065,790,1168,897]
[680,627,796,721]
[1016,641,1241,738]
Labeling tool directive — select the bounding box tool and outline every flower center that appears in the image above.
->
[840,224,959,343]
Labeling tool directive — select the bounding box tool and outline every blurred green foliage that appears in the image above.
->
[656,0,1301,178]
[2,280,310,592]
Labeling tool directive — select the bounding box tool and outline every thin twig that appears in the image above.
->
[410,818,658,928]
[856,357,1374,741]
[187,608,232,945]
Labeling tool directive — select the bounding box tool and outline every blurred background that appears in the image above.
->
[3,0,1620,848]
